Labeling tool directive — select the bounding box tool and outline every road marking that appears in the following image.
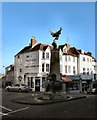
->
[0,112,9,116]
[0,106,12,112]
[1,107,29,116]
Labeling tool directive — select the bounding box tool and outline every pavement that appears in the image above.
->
[11,91,87,105]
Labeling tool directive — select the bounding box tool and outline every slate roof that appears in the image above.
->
[59,44,80,57]
[59,44,94,58]
[15,43,52,56]
[15,41,96,61]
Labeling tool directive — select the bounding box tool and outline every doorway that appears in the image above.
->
[35,78,40,91]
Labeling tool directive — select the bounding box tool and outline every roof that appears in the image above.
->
[59,44,96,59]
[15,40,96,61]
[15,43,52,56]
[59,44,79,57]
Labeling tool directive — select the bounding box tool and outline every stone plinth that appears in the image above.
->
[50,49,60,81]
[42,92,54,100]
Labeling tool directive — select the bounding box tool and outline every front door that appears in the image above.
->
[35,78,40,91]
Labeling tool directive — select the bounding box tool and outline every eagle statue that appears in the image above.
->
[50,27,62,41]
[49,27,62,49]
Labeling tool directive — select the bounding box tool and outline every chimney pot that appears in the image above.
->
[31,36,37,47]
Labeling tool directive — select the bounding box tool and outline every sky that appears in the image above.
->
[1,2,95,73]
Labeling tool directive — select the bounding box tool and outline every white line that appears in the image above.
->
[0,112,7,115]
[0,112,10,117]
[2,107,29,116]
[0,106,12,112]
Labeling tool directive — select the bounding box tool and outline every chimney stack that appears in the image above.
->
[30,36,37,47]
[67,43,70,50]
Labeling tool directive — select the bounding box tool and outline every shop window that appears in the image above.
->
[27,77,30,86]
[42,77,45,88]
[87,68,89,75]
[31,77,34,88]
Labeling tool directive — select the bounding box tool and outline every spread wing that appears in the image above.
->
[57,27,62,35]
[50,27,62,38]
[50,29,56,37]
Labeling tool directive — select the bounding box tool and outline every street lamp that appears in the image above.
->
[2,66,5,75]
[79,75,82,93]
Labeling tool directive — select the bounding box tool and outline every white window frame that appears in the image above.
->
[46,52,49,59]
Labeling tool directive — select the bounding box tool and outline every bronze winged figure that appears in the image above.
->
[50,27,62,40]
[50,27,62,49]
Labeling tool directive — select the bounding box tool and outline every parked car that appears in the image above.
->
[6,84,30,92]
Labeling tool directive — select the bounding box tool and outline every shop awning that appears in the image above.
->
[61,76,72,83]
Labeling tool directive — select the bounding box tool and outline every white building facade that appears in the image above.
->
[14,37,97,92]
[59,44,97,92]
[14,37,51,91]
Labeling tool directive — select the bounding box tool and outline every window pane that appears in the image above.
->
[65,56,67,61]
[42,64,45,72]
[65,66,67,73]
[68,56,71,61]
[73,57,75,62]
[42,52,45,59]
[73,66,76,74]
[68,66,71,73]
[83,57,85,61]
[46,53,49,59]
[42,77,45,88]
[83,68,85,75]
[46,64,49,72]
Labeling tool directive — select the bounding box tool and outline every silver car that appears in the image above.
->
[6,84,30,92]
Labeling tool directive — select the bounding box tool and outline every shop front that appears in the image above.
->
[82,80,92,93]
[24,73,47,92]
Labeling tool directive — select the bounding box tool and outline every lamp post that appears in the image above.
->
[2,66,5,75]
[79,75,82,93]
